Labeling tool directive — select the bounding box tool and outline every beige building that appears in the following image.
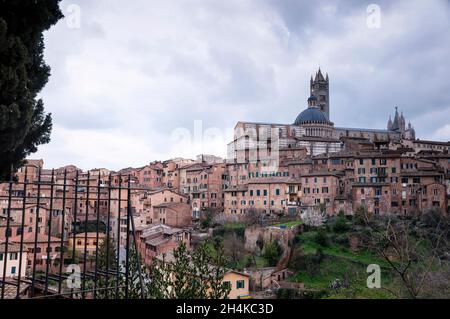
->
[0,242,27,279]
[223,270,250,299]
[224,177,302,218]
[69,232,106,257]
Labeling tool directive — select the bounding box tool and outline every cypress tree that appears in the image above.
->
[0,0,63,180]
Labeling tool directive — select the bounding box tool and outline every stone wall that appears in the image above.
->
[244,225,297,252]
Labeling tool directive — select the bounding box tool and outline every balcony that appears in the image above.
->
[287,201,301,206]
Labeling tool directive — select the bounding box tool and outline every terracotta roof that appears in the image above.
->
[301,171,343,178]
[153,202,188,209]
[0,281,29,299]
[413,140,450,146]
[352,182,390,187]
[225,270,250,278]
[400,170,442,177]
[145,237,170,247]
[247,177,302,184]
[224,185,249,192]
[74,232,106,239]
[10,233,61,244]
[0,221,22,227]
[0,242,25,253]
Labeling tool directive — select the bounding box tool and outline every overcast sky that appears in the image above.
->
[34,0,450,171]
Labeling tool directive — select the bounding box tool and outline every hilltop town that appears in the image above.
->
[1,70,449,299]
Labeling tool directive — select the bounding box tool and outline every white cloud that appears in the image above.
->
[433,124,450,141]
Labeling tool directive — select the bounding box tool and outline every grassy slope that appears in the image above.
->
[289,231,398,299]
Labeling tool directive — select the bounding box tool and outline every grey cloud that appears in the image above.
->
[35,0,450,169]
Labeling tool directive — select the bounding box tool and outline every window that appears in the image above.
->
[275,189,280,196]
[224,281,231,289]
[11,266,16,275]
[10,252,18,260]
[392,167,397,174]
[236,280,245,289]
[0,253,3,261]
[263,190,268,196]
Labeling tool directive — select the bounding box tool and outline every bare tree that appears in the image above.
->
[243,208,265,226]
[361,208,450,298]
[223,233,245,266]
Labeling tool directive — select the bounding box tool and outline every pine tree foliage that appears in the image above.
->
[140,241,231,299]
[95,240,230,299]
[95,236,118,299]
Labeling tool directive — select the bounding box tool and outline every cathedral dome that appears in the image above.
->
[294,107,329,125]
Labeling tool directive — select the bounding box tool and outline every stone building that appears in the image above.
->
[223,69,448,219]
[227,68,414,162]
[134,224,190,265]
[152,202,192,228]
[178,161,228,218]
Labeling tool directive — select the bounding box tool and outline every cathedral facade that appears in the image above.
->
[227,68,416,161]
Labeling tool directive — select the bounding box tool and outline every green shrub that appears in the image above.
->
[333,212,349,233]
[262,241,283,267]
[289,248,323,275]
[334,234,350,247]
[313,228,329,247]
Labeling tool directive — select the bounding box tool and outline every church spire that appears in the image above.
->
[315,68,325,81]
[391,106,400,131]
[387,115,393,130]
[310,68,330,120]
